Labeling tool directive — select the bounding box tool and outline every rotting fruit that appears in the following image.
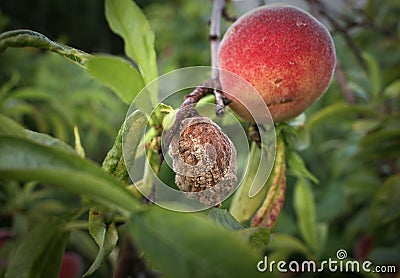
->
[218,4,336,123]
[169,116,237,206]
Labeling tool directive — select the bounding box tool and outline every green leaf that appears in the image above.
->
[0,114,25,137]
[292,125,310,151]
[25,130,76,154]
[121,109,147,176]
[235,227,271,252]
[229,143,268,222]
[362,52,382,100]
[87,55,145,104]
[382,79,400,99]
[0,114,76,153]
[69,230,99,260]
[352,119,381,134]
[293,179,318,253]
[0,29,91,68]
[73,126,86,157]
[105,0,158,86]
[267,233,310,258]
[360,128,400,148]
[6,221,69,278]
[205,208,244,231]
[83,223,118,277]
[88,208,107,248]
[369,247,400,265]
[287,150,318,184]
[371,174,400,227]
[357,123,400,160]
[8,87,54,101]
[307,103,376,130]
[0,136,142,213]
[128,206,264,278]
[102,109,147,183]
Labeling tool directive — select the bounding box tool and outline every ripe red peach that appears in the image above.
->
[218,4,336,122]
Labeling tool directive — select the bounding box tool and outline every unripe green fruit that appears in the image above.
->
[218,4,336,122]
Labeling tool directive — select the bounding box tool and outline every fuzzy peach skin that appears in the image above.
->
[218,4,336,123]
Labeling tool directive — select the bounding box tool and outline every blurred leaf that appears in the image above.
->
[294,179,318,253]
[307,103,376,130]
[0,29,91,68]
[369,247,400,265]
[352,119,381,134]
[73,126,85,157]
[69,229,99,261]
[382,79,400,99]
[0,113,25,136]
[371,174,400,227]
[83,223,118,278]
[357,123,400,160]
[235,227,271,252]
[48,113,69,142]
[6,221,69,278]
[292,125,310,151]
[360,128,400,148]
[0,114,76,153]
[128,206,263,278]
[274,212,298,235]
[316,222,328,255]
[87,55,145,104]
[287,150,318,184]
[0,136,142,213]
[362,52,382,100]
[317,182,346,222]
[205,208,244,231]
[105,0,158,86]
[9,87,54,101]
[267,233,310,259]
[229,143,268,222]
[279,119,310,152]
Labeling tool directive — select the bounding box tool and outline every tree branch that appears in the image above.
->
[308,0,357,104]
[210,0,226,116]
[308,0,366,70]
[335,61,356,104]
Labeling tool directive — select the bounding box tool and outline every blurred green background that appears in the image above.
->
[1,0,399,276]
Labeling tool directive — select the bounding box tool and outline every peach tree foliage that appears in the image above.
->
[0,0,399,277]
[0,0,266,277]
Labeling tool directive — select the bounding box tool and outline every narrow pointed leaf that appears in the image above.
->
[0,29,91,68]
[105,0,158,85]
[87,55,145,104]
[0,136,142,213]
[128,206,264,278]
[229,143,268,222]
[205,208,244,231]
[293,179,318,253]
[6,222,69,278]
[83,223,118,277]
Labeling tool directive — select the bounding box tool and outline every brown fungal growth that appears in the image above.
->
[169,116,237,206]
